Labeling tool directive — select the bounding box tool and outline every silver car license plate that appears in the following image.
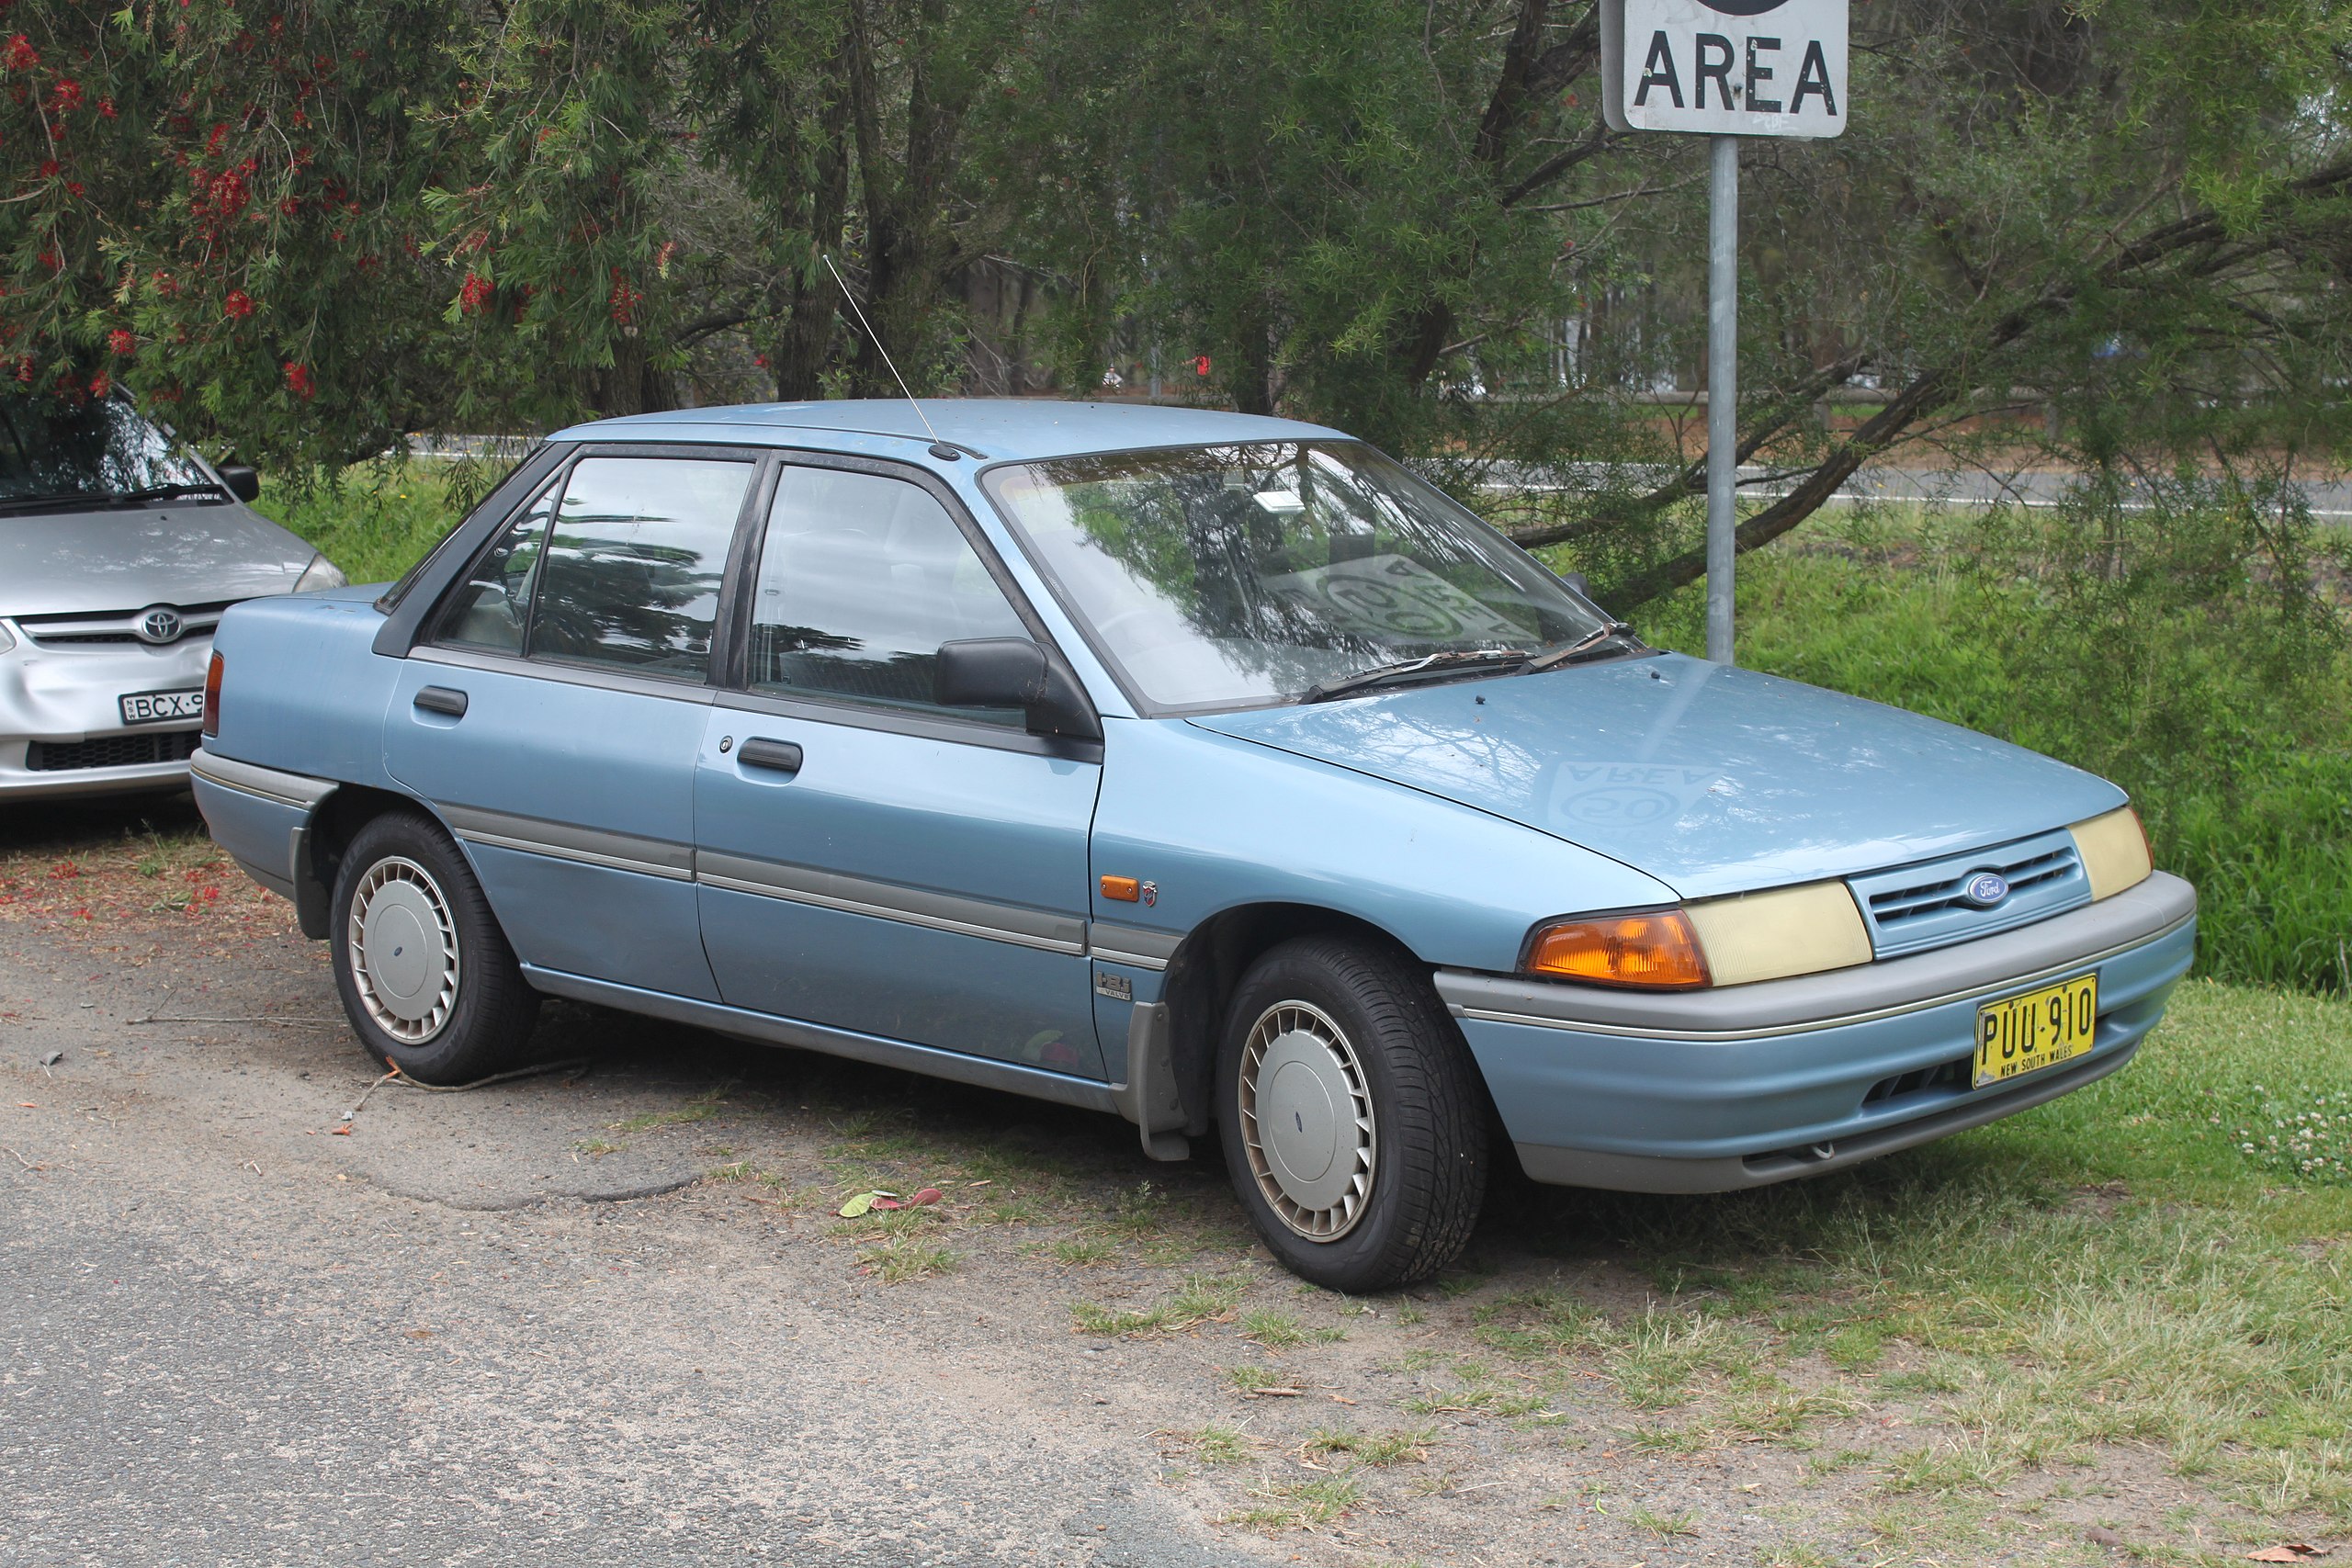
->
[119,689,204,726]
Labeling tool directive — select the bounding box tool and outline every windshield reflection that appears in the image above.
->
[0,395,214,505]
[984,442,1608,711]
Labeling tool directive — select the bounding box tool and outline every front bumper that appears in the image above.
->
[1439,872,2197,1193]
[0,633,213,798]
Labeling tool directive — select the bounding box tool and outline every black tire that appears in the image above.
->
[329,809,540,1085]
[1214,934,1488,1292]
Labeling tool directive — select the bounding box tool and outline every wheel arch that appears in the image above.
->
[293,783,439,939]
[1159,901,1448,1139]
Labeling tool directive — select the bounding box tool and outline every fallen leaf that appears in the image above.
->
[838,1190,896,1218]
[911,1188,943,1206]
[1246,1386,1305,1398]
[330,1124,353,1136]
[2246,1548,2327,1563]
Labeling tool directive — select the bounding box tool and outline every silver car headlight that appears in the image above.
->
[0,620,15,654]
[294,555,348,593]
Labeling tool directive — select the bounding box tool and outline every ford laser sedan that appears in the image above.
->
[191,400,2195,1290]
[1,392,345,798]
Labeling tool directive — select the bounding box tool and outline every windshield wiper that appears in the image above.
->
[0,490,120,515]
[1521,621,1640,673]
[117,480,229,503]
[1301,648,1531,703]
[0,480,227,515]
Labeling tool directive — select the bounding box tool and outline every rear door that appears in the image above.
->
[693,457,1107,1074]
[385,447,761,1002]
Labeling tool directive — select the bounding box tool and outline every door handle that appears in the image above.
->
[738,737,803,774]
[414,686,469,718]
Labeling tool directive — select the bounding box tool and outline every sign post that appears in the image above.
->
[1600,0,1847,665]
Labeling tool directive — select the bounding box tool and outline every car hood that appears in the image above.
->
[1186,653,2125,899]
[0,502,315,617]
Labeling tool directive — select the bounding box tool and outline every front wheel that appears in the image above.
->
[329,810,540,1085]
[1215,935,1488,1292]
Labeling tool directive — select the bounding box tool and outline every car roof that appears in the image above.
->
[547,398,1348,464]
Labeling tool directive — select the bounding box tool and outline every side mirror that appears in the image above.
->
[934,637,1102,743]
[218,463,261,502]
[1556,570,1592,599]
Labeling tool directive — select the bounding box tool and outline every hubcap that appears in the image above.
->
[1238,1000,1376,1242]
[348,855,460,1044]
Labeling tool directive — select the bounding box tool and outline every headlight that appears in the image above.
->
[294,555,348,593]
[1683,880,1873,987]
[1524,879,1872,990]
[2070,807,2152,900]
[0,621,14,654]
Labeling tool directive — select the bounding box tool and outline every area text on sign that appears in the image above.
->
[1601,0,1847,140]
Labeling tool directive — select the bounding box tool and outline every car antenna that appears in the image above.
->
[824,254,962,461]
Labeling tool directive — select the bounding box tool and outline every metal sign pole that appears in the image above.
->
[1705,133,1739,665]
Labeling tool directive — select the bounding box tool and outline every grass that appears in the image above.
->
[1238,1309,1344,1348]
[1303,1426,1434,1467]
[1223,1474,1363,1529]
[1069,1272,1244,1337]
[252,462,468,586]
[1473,978,2352,1530]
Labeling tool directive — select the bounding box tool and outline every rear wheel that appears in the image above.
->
[1215,934,1487,1291]
[329,810,539,1085]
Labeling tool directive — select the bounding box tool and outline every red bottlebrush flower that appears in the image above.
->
[283,361,313,399]
[107,328,134,355]
[63,181,81,197]
[12,355,31,383]
[37,245,59,271]
[752,353,768,368]
[1193,354,1212,377]
[222,288,254,317]
[48,76,80,111]
[3,34,38,72]
[277,195,300,216]
[653,239,679,278]
[86,368,108,398]
[458,271,492,314]
[607,268,640,325]
[96,96,115,118]
[38,157,57,176]
[204,122,226,155]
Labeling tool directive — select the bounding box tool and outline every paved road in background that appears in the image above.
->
[1480,461,2352,519]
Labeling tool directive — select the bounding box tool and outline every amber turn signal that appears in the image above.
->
[1099,874,1141,903]
[1526,911,1711,989]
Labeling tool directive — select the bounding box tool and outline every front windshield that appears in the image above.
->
[0,394,216,505]
[983,440,1613,710]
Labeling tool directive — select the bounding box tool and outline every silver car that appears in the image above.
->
[1,394,345,800]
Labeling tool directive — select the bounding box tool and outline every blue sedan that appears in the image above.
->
[190,400,2195,1290]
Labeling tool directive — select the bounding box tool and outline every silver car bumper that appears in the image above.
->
[0,628,212,798]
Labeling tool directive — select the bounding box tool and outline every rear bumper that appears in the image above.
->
[1438,872,2196,1193]
[188,748,336,931]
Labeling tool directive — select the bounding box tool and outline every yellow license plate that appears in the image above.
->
[1974,973,2098,1088]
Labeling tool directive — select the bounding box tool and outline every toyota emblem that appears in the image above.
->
[135,606,186,645]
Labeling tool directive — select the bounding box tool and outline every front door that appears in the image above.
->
[385,449,758,1002]
[693,460,1106,1074]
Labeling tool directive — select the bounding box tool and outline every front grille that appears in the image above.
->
[17,600,232,649]
[25,729,203,773]
[1847,828,2092,958]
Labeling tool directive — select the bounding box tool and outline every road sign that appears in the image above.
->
[1601,0,1847,140]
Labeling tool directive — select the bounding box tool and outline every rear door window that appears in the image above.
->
[436,455,753,681]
